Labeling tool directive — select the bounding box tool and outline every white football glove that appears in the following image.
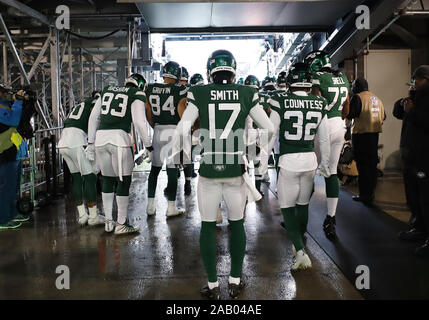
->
[84,144,96,162]
[318,162,331,178]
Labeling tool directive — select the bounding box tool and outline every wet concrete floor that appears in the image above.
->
[0,169,362,300]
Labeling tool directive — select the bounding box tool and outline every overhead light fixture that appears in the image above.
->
[319,28,339,50]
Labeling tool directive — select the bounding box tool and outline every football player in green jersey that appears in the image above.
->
[145,61,189,217]
[173,50,274,299]
[268,62,331,271]
[276,71,288,92]
[190,73,204,86]
[86,73,152,235]
[304,50,351,240]
[261,76,276,94]
[179,66,190,86]
[59,91,104,227]
[244,75,271,196]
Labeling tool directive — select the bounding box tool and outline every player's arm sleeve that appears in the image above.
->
[172,101,199,159]
[87,97,102,144]
[266,108,281,153]
[316,115,331,165]
[0,100,23,127]
[131,99,152,148]
[249,102,275,147]
[145,99,154,128]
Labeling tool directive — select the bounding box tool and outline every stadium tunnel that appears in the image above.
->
[1,0,429,300]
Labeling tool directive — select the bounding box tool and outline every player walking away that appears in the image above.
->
[179,66,190,87]
[268,63,331,271]
[86,74,152,235]
[261,76,279,169]
[59,91,104,227]
[145,61,188,217]
[304,50,350,241]
[173,50,274,299]
[276,71,288,92]
[244,75,271,197]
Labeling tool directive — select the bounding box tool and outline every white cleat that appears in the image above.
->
[114,223,140,235]
[147,199,156,216]
[78,214,89,226]
[105,219,115,233]
[291,250,312,271]
[216,207,223,224]
[88,214,105,226]
[166,206,185,217]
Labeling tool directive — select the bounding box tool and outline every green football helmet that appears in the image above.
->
[276,71,288,87]
[304,50,332,73]
[287,62,312,88]
[180,66,189,82]
[190,73,204,86]
[237,77,244,85]
[244,75,260,89]
[206,49,237,83]
[262,76,276,88]
[125,73,147,90]
[162,61,181,82]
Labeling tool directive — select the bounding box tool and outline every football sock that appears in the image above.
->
[82,173,97,203]
[327,198,338,217]
[184,164,194,180]
[102,192,114,221]
[200,221,218,283]
[116,175,131,196]
[102,176,116,193]
[208,281,219,290]
[229,276,240,285]
[281,207,304,252]
[296,204,309,236]
[166,168,179,201]
[229,219,246,279]
[255,179,262,192]
[88,206,97,219]
[77,204,86,218]
[148,166,162,198]
[116,196,129,225]
[71,173,83,202]
[325,174,339,198]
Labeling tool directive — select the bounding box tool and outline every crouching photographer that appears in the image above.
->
[0,84,35,230]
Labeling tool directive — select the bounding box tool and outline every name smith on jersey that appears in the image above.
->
[210,90,239,101]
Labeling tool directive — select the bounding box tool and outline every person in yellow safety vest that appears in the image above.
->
[342,78,385,206]
[0,85,25,230]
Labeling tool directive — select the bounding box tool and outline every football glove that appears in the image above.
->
[84,144,96,162]
[318,162,331,178]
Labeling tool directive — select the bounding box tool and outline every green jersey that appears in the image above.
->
[98,85,146,133]
[311,71,350,118]
[269,91,327,155]
[187,83,259,178]
[146,83,188,126]
[64,97,97,134]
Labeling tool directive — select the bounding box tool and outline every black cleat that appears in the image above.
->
[323,215,337,241]
[184,181,191,196]
[228,281,245,299]
[200,285,221,300]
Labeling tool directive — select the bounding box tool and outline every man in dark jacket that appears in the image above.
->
[397,65,429,257]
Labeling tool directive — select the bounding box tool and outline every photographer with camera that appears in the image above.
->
[0,84,25,230]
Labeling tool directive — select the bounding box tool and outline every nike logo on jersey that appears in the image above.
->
[152,87,171,94]
[332,77,346,85]
[285,99,324,110]
[210,90,239,101]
